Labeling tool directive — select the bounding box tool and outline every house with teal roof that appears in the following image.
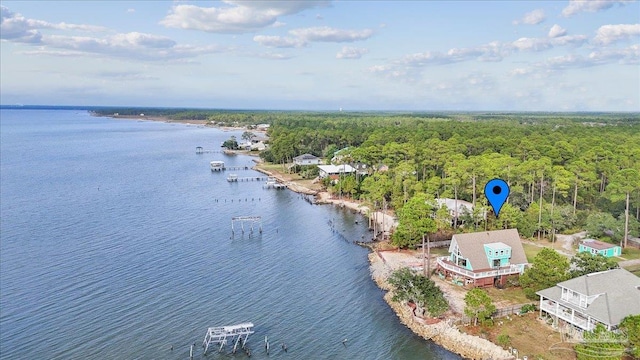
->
[578,239,621,258]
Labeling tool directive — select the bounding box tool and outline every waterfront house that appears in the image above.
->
[435,229,528,287]
[536,268,640,332]
[293,154,321,166]
[317,164,356,179]
[578,239,621,258]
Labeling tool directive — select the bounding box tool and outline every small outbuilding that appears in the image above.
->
[578,239,621,258]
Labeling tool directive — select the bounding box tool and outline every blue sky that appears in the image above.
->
[1,1,638,111]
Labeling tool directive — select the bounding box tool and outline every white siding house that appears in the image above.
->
[293,154,321,166]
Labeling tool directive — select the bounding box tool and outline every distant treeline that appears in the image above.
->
[91,107,640,244]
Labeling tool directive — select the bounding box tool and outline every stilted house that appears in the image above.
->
[436,229,528,287]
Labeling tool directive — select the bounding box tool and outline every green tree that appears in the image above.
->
[434,204,453,231]
[241,131,254,141]
[569,252,618,278]
[387,268,449,317]
[620,314,640,358]
[607,169,640,248]
[464,288,496,326]
[391,193,437,248]
[585,212,623,243]
[495,203,522,230]
[222,136,239,150]
[574,324,626,360]
[519,248,570,299]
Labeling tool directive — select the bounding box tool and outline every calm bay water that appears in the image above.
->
[0,110,460,360]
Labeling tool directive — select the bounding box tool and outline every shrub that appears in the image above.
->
[520,304,536,314]
[497,333,511,347]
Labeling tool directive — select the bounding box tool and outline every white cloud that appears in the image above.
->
[126,8,135,14]
[550,34,588,46]
[255,52,293,60]
[511,35,587,51]
[548,24,567,38]
[588,44,640,64]
[253,26,374,50]
[512,37,553,51]
[593,24,640,45]
[369,29,593,85]
[513,9,546,25]
[1,6,106,43]
[253,35,305,48]
[1,6,236,61]
[336,46,368,59]
[516,44,639,74]
[562,0,635,17]
[160,1,329,34]
[289,26,373,42]
[32,32,227,61]
[509,68,534,76]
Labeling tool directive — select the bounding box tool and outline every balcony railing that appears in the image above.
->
[540,301,594,331]
[436,257,522,279]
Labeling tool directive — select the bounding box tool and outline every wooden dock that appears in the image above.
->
[196,146,223,154]
[227,175,269,182]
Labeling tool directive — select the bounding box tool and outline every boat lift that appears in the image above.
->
[202,322,255,354]
[231,216,262,235]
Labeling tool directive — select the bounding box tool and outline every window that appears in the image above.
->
[457,258,467,267]
[493,259,500,268]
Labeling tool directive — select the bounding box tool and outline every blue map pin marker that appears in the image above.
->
[484,179,510,218]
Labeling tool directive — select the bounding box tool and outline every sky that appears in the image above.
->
[1,0,639,111]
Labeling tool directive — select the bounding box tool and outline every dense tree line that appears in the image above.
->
[258,112,640,246]
[94,108,640,246]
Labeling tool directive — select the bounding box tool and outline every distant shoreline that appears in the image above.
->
[95,111,510,359]
[94,112,254,132]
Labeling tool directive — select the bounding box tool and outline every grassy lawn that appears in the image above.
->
[460,312,577,360]
[428,247,450,257]
[522,243,544,262]
[484,286,531,305]
[622,264,640,277]
[620,247,640,260]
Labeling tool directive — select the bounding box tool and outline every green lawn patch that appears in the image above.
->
[622,264,640,277]
[522,243,543,263]
[620,247,640,260]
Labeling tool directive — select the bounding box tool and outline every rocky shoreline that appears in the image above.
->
[253,161,513,360]
[104,114,514,359]
[369,253,514,360]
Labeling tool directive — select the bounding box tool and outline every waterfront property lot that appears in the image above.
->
[460,312,577,360]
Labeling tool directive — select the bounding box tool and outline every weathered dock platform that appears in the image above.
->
[231,216,262,234]
[227,175,269,182]
[202,322,255,354]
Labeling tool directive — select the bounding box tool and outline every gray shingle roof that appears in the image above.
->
[537,268,640,326]
[293,153,318,161]
[451,229,528,270]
